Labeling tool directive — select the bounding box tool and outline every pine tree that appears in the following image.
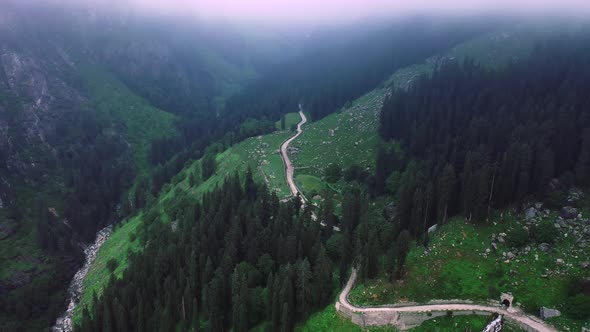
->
[295,258,312,320]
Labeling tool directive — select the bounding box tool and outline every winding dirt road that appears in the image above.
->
[337,268,558,332]
[280,106,307,198]
[279,109,558,331]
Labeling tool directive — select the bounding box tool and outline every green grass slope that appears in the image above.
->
[289,25,536,211]
[348,207,590,331]
[75,115,298,322]
[77,62,177,173]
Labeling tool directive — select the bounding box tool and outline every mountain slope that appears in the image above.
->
[0,4,297,330]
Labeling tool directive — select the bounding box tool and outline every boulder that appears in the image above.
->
[581,261,590,269]
[538,243,550,252]
[507,252,516,260]
[556,258,564,265]
[560,206,579,219]
[491,242,498,251]
[584,226,590,236]
[427,224,438,234]
[540,307,561,320]
[525,207,538,220]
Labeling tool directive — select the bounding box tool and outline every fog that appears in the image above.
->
[15,0,590,25]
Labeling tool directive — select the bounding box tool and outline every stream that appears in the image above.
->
[52,225,112,332]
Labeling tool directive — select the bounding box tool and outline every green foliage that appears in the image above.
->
[296,305,395,332]
[77,61,177,172]
[106,258,118,273]
[324,163,342,183]
[533,220,557,244]
[564,294,590,320]
[275,113,301,131]
[506,227,530,248]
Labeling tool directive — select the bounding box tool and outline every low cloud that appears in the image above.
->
[18,0,590,24]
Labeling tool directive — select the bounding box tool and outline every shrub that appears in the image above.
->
[107,258,119,273]
[564,294,590,320]
[324,163,342,183]
[533,220,557,244]
[506,227,529,248]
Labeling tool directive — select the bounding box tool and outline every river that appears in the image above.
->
[52,225,112,332]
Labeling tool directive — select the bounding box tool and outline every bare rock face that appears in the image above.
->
[560,206,579,220]
[540,307,561,320]
[0,7,91,208]
[538,243,551,252]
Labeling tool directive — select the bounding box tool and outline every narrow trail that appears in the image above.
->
[276,107,555,331]
[280,105,307,198]
[336,268,558,332]
[279,107,339,230]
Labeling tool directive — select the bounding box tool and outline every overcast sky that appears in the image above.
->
[29,0,590,24]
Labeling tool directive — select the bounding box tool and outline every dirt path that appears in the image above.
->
[337,268,558,332]
[280,106,307,198]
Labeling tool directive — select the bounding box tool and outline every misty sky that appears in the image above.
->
[34,0,590,23]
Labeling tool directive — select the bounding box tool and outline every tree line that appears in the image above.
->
[76,170,348,331]
[377,34,590,247]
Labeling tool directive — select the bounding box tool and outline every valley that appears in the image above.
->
[1,2,590,331]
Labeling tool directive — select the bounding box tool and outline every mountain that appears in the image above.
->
[0,3,298,329]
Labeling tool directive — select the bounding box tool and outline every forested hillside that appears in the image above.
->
[0,2,297,329]
[77,174,338,332]
[4,2,589,329]
[377,33,590,239]
[223,18,501,123]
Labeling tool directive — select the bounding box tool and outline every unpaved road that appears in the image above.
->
[280,106,307,197]
[337,269,558,332]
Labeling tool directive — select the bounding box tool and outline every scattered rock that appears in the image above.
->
[534,202,543,210]
[556,258,564,265]
[567,188,583,203]
[507,252,516,260]
[560,206,579,219]
[525,207,538,220]
[583,226,590,236]
[538,243,550,252]
[581,261,590,269]
[540,307,561,320]
[491,242,498,251]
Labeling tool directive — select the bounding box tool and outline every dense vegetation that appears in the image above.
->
[377,34,590,242]
[76,172,346,331]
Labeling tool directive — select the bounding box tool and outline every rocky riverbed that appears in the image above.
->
[52,225,112,332]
